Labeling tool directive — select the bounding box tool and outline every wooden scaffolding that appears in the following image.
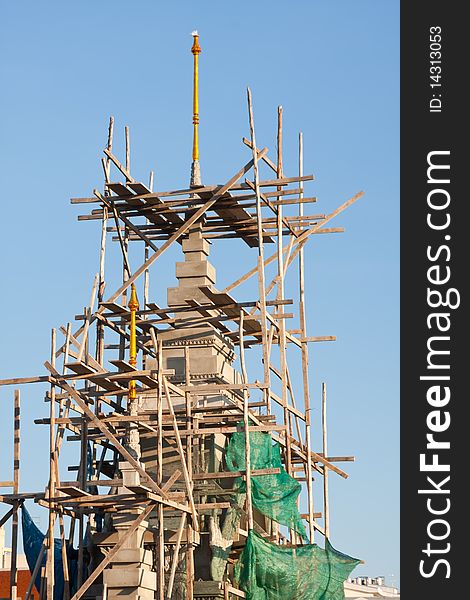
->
[0,33,364,600]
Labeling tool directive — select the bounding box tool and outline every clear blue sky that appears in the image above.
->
[0,0,399,588]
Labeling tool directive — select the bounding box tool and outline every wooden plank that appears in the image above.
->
[196,502,231,510]
[107,182,134,196]
[160,424,285,437]
[128,181,151,195]
[192,467,280,480]
[0,375,52,386]
[56,486,92,498]
[198,286,261,335]
[226,585,246,598]
[209,188,274,247]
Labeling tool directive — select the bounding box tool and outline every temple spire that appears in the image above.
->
[190,30,202,187]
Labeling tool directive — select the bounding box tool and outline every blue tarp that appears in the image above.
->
[21,505,79,599]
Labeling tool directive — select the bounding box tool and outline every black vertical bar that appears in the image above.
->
[401,4,466,598]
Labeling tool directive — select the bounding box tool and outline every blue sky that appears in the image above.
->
[0,0,399,587]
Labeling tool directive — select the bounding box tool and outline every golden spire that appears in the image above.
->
[190,30,202,187]
[128,284,139,402]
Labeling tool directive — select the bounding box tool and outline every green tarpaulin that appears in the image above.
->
[225,423,306,537]
[235,530,361,600]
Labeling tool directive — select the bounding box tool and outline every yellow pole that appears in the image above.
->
[190,31,202,186]
[128,284,139,401]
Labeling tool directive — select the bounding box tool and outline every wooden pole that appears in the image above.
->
[184,346,194,600]
[166,513,187,600]
[246,88,270,407]
[119,226,130,362]
[104,116,114,188]
[162,378,198,527]
[142,174,153,368]
[275,106,292,484]
[322,382,330,539]
[96,116,113,376]
[125,125,131,181]
[239,310,253,531]
[298,132,315,542]
[77,275,99,364]
[58,512,71,599]
[76,416,87,589]
[24,542,46,600]
[9,389,20,600]
[153,334,165,600]
[46,329,56,599]
[96,210,108,366]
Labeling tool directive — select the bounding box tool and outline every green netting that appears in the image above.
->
[235,530,361,600]
[225,424,306,538]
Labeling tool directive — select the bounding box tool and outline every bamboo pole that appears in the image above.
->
[104,116,114,188]
[58,511,71,599]
[125,125,131,181]
[119,226,130,363]
[24,542,46,600]
[322,382,330,538]
[246,88,270,409]
[52,353,71,599]
[152,334,165,600]
[46,330,56,599]
[166,513,187,600]
[298,132,315,541]
[76,419,87,589]
[77,274,99,364]
[9,389,20,600]
[184,346,194,600]
[275,106,292,484]
[162,378,198,527]
[96,210,108,366]
[143,171,154,332]
[142,171,153,369]
[239,310,253,531]
[96,116,113,376]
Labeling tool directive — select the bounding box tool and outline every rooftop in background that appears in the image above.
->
[345,576,400,599]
